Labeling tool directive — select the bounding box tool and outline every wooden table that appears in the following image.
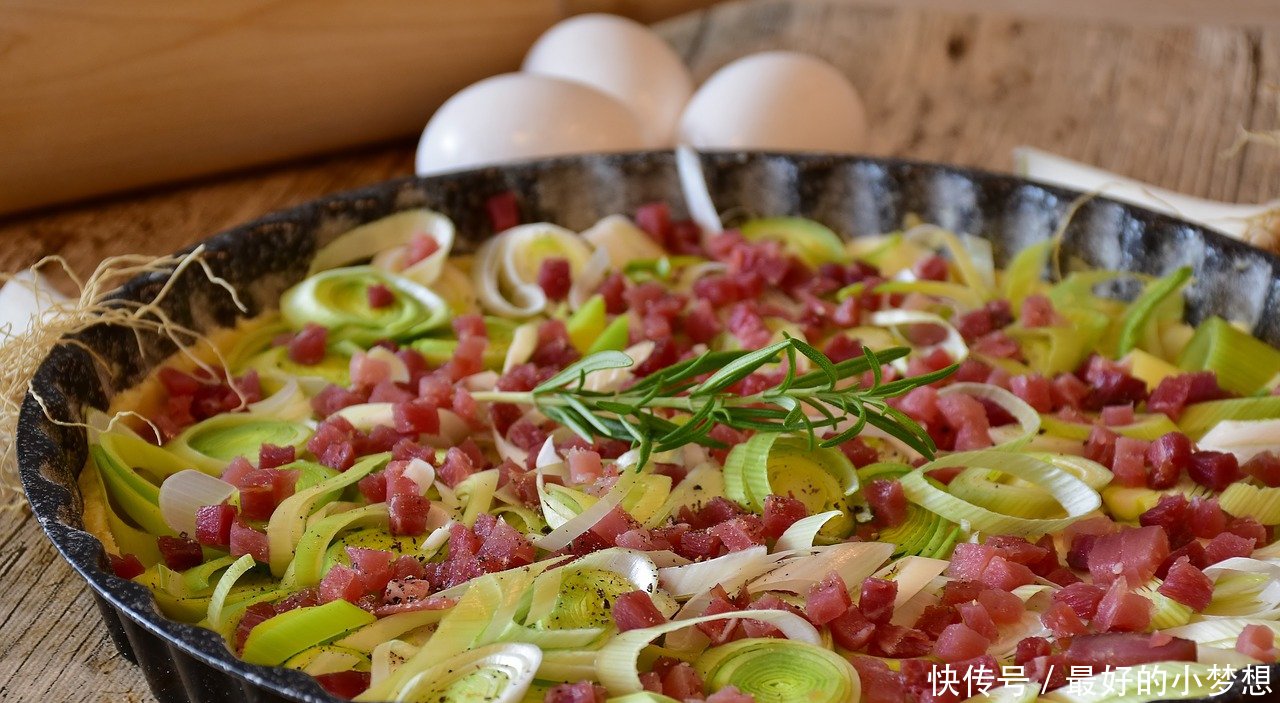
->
[2,0,1279,699]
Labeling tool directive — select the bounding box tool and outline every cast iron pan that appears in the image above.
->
[16,152,1280,702]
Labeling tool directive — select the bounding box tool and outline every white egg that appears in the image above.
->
[678,51,867,153]
[415,73,645,176]
[522,13,693,148]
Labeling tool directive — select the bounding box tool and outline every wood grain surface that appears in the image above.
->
[3,0,1280,700]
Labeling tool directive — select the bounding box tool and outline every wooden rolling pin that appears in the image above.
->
[0,0,717,216]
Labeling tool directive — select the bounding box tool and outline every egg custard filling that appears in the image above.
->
[85,198,1280,703]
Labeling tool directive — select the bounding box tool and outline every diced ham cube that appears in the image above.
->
[538,258,573,301]
[913,604,961,639]
[436,447,475,489]
[865,479,909,528]
[544,681,607,703]
[258,443,296,470]
[406,232,441,265]
[394,400,439,435]
[940,579,984,606]
[1086,526,1169,586]
[1064,632,1196,669]
[1020,294,1059,327]
[947,543,1001,582]
[1010,374,1053,412]
[805,572,853,626]
[1228,516,1268,546]
[979,555,1036,590]
[287,323,328,365]
[1205,531,1256,564]
[1109,436,1150,487]
[315,671,371,698]
[957,601,997,641]
[157,535,203,571]
[1053,582,1105,620]
[1188,450,1242,492]
[567,449,604,485]
[660,662,703,701]
[934,623,991,662]
[859,578,898,624]
[705,686,756,703]
[708,516,766,552]
[1091,578,1152,633]
[591,507,640,545]
[1148,372,1228,421]
[1041,600,1088,638]
[1236,624,1279,662]
[1146,432,1192,489]
[109,553,145,580]
[475,517,535,571]
[830,603,876,651]
[229,521,269,562]
[977,588,1025,625]
[388,494,430,536]
[1158,557,1213,611]
[871,624,932,658]
[848,657,907,703]
[1188,497,1228,539]
[195,503,237,548]
[1015,637,1052,666]
[612,590,667,632]
[761,494,807,540]
[485,192,521,233]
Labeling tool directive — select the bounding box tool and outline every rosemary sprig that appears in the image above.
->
[471,337,957,470]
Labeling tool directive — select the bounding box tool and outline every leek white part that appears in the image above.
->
[369,639,417,688]
[579,215,668,269]
[308,209,456,280]
[871,555,951,608]
[582,341,653,393]
[1198,418,1280,463]
[493,427,529,466]
[596,610,820,695]
[1015,146,1278,244]
[503,321,540,372]
[869,309,969,369]
[1202,558,1280,617]
[774,511,842,551]
[1219,483,1280,525]
[473,223,593,318]
[750,542,895,595]
[246,378,310,422]
[403,458,435,495]
[659,546,778,598]
[158,470,236,536]
[939,382,1041,448]
[333,403,395,432]
[675,144,723,236]
[901,450,1101,535]
[568,548,662,599]
[569,247,612,309]
[533,471,638,551]
[393,642,541,703]
[361,346,410,383]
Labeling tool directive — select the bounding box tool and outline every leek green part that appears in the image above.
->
[241,599,376,666]
[246,346,351,387]
[739,217,848,267]
[1177,396,1280,440]
[281,265,449,344]
[694,638,859,703]
[1115,266,1192,356]
[268,453,389,577]
[879,504,960,559]
[1001,239,1052,308]
[1179,316,1280,395]
[1040,411,1179,441]
[410,316,516,369]
[167,414,311,475]
[290,505,391,587]
[536,567,636,630]
[98,431,190,482]
[566,295,607,353]
[1219,483,1280,525]
[587,314,632,355]
[90,445,173,537]
[1101,482,1209,522]
[282,644,371,675]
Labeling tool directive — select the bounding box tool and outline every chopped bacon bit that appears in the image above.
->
[612,590,667,632]
[366,283,395,309]
[537,257,573,301]
[109,553,145,580]
[761,494,807,540]
[195,503,237,548]
[287,323,328,365]
[1188,450,1242,492]
[485,191,521,232]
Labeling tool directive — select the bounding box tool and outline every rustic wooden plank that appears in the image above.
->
[2,2,1280,701]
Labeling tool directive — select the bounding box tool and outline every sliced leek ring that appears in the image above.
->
[696,638,859,703]
[281,265,449,344]
[167,414,312,475]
